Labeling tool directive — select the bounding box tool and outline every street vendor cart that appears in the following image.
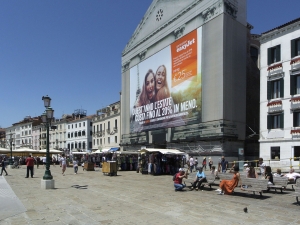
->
[102,161,117,176]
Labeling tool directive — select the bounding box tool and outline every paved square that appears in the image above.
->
[1,165,300,224]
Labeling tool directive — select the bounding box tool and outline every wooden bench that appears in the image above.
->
[185,173,217,190]
[217,173,234,181]
[239,178,269,197]
[290,179,300,204]
[268,177,289,193]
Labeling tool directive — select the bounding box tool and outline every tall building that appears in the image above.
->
[259,18,300,168]
[120,0,255,160]
[92,101,121,152]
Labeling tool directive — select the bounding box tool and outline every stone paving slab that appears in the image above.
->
[0,166,300,224]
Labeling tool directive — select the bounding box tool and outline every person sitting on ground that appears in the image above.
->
[273,168,284,177]
[284,168,300,183]
[190,166,206,191]
[217,166,241,195]
[247,166,258,178]
[174,168,187,192]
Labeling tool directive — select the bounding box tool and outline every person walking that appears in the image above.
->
[73,157,78,174]
[25,155,35,178]
[208,157,213,171]
[189,156,194,173]
[219,156,228,173]
[0,159,8,176]
[202,157,207,170]
[36,156,40,169]
[60,154,67,175]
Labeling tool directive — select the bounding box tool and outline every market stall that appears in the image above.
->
[138,148,186,175]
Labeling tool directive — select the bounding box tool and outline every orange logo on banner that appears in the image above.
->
[171,30,197,88]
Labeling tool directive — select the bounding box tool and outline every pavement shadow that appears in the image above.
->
[71,185,88,190]
[232,191,271,200]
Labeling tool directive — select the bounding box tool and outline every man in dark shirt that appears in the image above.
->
[219,156,228,173]
[25,155,35,178]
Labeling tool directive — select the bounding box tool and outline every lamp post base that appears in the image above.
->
[41,179,55,189]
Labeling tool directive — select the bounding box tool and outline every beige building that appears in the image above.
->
[92,101,121,152]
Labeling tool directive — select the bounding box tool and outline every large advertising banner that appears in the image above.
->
[130,27,202,133]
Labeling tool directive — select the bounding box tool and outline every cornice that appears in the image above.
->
[259,20,300,44]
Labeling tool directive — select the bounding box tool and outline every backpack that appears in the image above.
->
[173,173,177,181]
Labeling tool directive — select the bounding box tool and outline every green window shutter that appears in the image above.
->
[280,78,284,98]
[291,75,296,95]
[276,45,281,62]
[268,48,272,65]
[267,115,272,129]
[280,113,284,129]
[267,81,271,100]
[291,39,296,58]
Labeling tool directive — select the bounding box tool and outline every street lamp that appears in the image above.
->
[41,95,54,181]
[9,133,14,166]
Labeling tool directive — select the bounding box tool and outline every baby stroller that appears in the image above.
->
[13,161,20,169]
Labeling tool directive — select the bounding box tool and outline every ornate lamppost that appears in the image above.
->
[41,95,55,189]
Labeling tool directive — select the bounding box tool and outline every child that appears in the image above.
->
[73,157,78,174]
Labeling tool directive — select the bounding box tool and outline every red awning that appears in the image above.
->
[267,100,282,107]
[267,63,282,71]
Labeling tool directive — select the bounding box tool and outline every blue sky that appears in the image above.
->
[1,0,299,128]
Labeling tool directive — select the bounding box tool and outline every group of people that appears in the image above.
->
[173,156,300,194]
[188,156,214,173]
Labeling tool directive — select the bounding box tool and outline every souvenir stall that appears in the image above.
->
[72,152,94,171]
[101,147,119,176]
[138,148,185,175]
[116,151,139,171]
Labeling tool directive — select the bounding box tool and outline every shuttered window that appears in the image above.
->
[267,78,284,100]
[267,114,284,129]
[291,38,300,58]
[268,45,281,65]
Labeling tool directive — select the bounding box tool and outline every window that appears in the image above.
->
[115,136,117,143]
[94,139,95,145]
[291,38,300,58]
[97,139,99,145]
[83,142,86,149]
[271,147,280,160]
[60,125,62,129]
[267,114,284,129]
[268,45,281,65]
[75,132,77,137]
[72,125,73,129]
[100,139,102,145]
[68,125,70,129]
[75,142,77,149]
[294,146,300,161]
[93,125,95,132]
[89,142,92,149]
[75,124,77,128]
[71,133,73,138]
[90,122,92,126]
[83,122,85,127]
[90,131,92,136]
[79,123,81,128]
[100,124,102,132]
[71,143,74,149]
[267,78,283,100]
[97,125,99,132]
[294,112,300,127]
[68,133,70,138]
[82,130,86,136]
[108,121,110,130]
[78,131,81,136]
[108,137,110,144]
[250,46,259,66]
[290,74,300,95]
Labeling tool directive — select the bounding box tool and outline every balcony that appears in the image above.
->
[291,97,300,111]
[267,100,283,113]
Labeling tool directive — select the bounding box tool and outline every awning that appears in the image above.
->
[109,147,120,152]
[139,148,185,155]
[102,148,110,153]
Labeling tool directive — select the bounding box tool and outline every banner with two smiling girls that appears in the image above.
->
[130,27,202,133]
